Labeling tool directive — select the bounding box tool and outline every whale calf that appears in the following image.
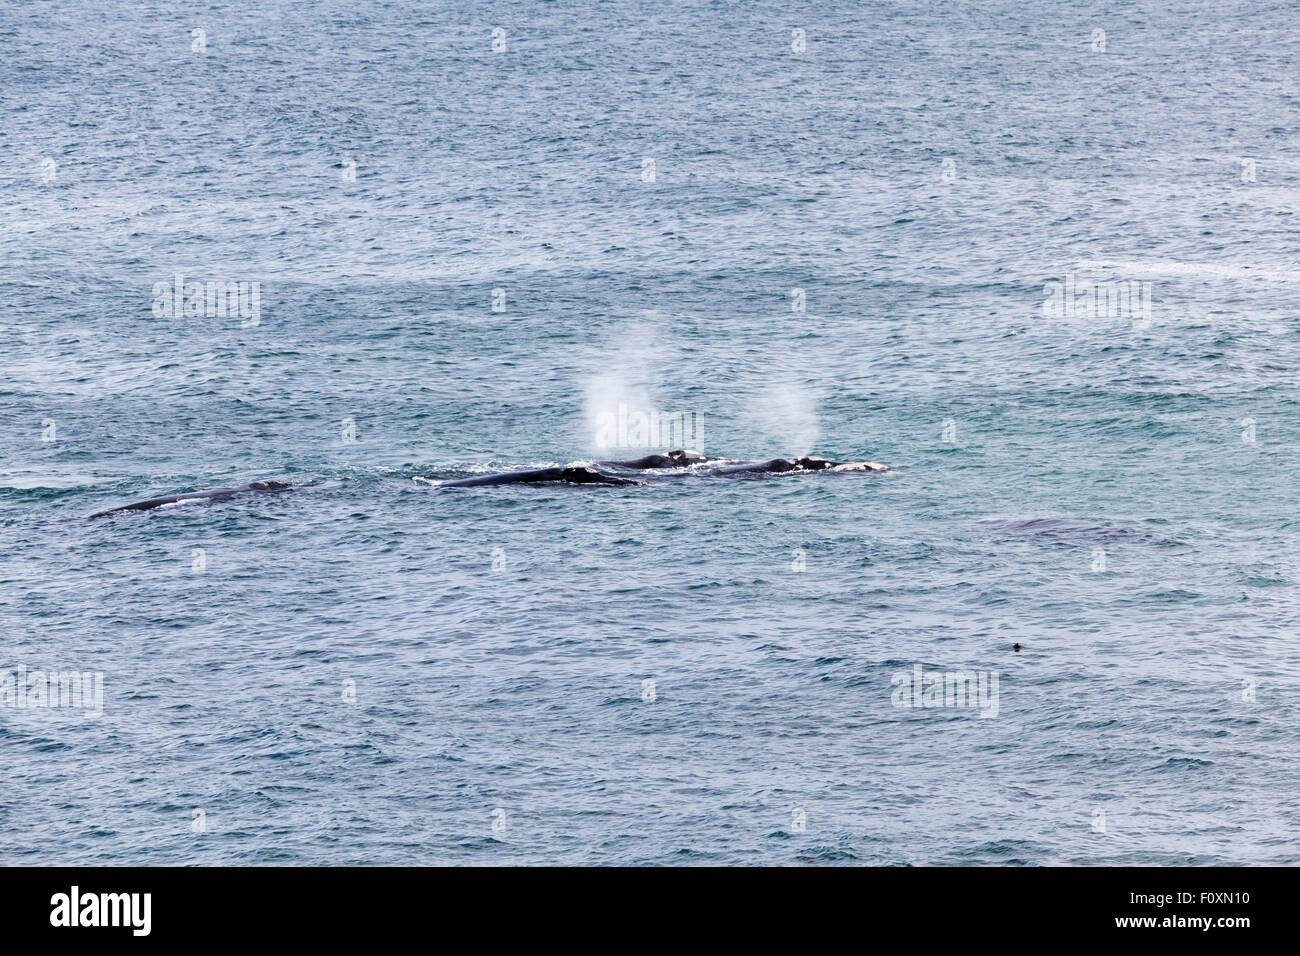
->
[87,480,297,518]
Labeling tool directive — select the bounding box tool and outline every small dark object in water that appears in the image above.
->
[1012,643,1022,652]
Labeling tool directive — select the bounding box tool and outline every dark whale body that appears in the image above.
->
[436,453,887,489]
[707,456,889,477]
[87,480,296,518]
[89,452,888,516]
[596,449,733,470]
[439,466,644,488]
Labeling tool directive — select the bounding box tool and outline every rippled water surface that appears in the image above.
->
[2,0,1299,864]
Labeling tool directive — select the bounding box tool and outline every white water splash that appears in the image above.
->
[581,322,680,454]
[747,380,822,457]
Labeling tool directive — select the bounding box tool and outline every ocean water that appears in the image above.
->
[2,0,1299,865]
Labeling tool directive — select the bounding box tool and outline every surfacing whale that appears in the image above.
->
[89,452,889,516]
[438,466,645,488]
[706,456,889,476]
[596,449,734,469]
[87,480,297,518]
[434,453,888,489]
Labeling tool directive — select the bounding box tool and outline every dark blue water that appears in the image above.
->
[2,0,1298,864]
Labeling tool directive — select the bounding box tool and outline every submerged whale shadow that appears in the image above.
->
[973,517,1157,545]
